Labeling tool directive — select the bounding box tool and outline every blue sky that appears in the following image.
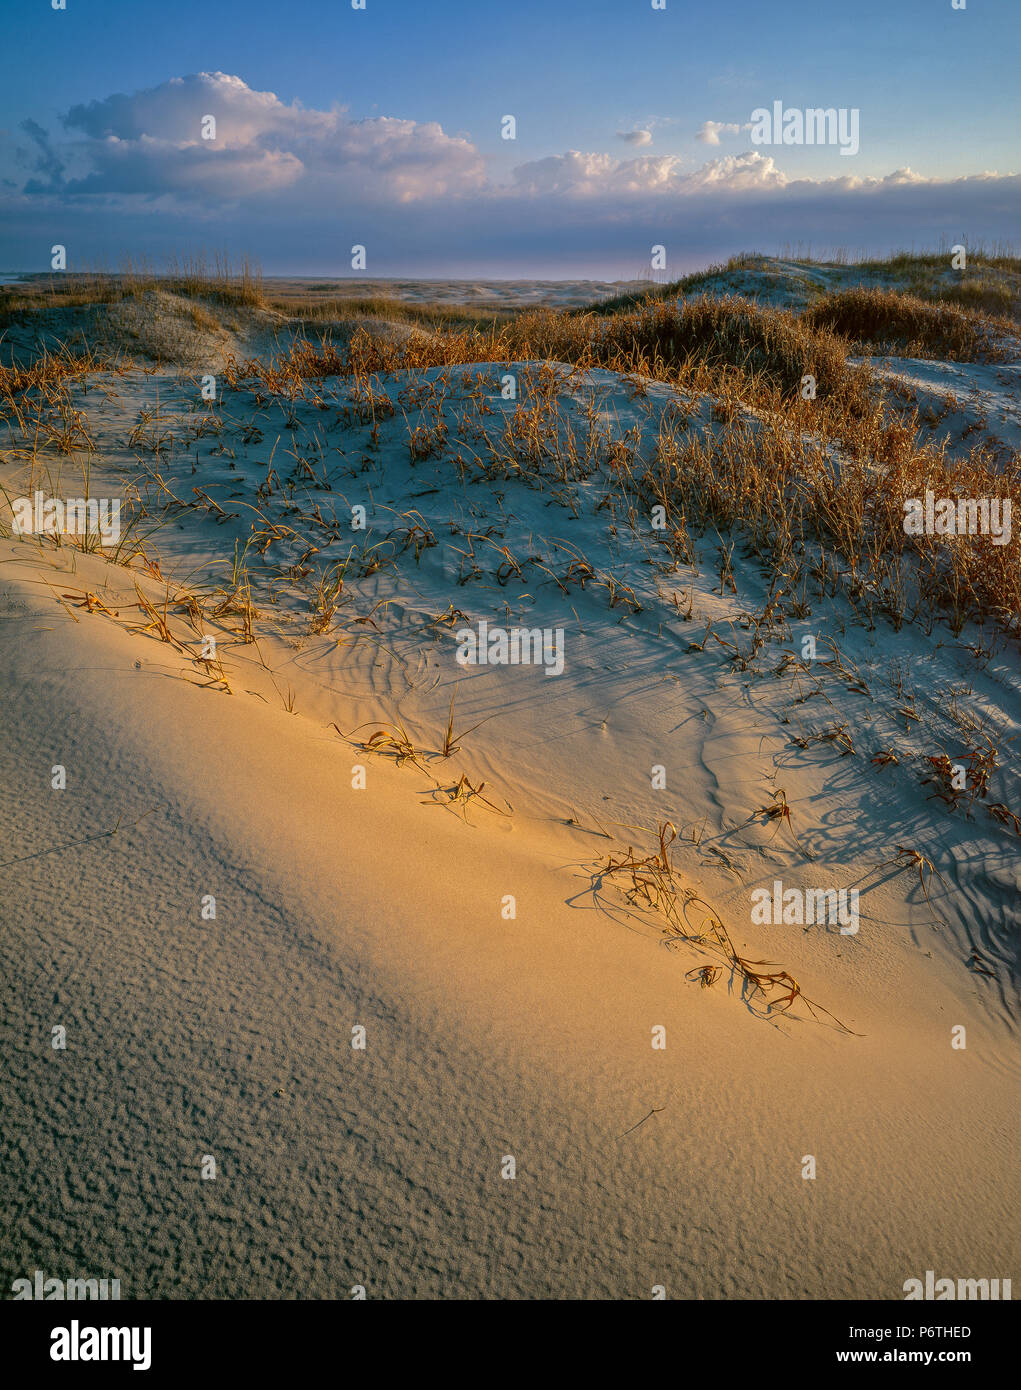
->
[1,0,1018,277]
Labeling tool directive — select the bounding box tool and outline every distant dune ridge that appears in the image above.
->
[1,252,1018,1298]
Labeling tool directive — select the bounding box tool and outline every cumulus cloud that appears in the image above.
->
[880,167,927,186]
[61,138,304,200]
[510,149,1004,202]
[511,148,785,196]
[681,151,786,190]
[696,120,751,145]
[511,150,688,195]
[52,72,486,203]
[617,129,653,147]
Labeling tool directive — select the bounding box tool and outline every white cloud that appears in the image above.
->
[512,150,689,195]
[680,151,786,190]
[511,149,785,196]
[56,72,486,203]
[696,120,751,145]
[617,129,653,147]
[879,167,927,186]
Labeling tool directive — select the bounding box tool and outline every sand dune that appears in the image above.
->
[1,266,1018,1299]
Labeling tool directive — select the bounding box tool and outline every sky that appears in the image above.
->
[1,0,1018,278]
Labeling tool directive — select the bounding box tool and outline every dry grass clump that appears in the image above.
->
[223,292,853,405]
[223,323,510,391]
[0,253,264,325]
[0,344,100,405]
[267,294,514,333]
[596,823,857,1031]
[511,294,852,400]
[581,261,737,316]
[804,287,1010,361]
[587,250,1021,327]
[854,245,1019,273]
[644,398,1021,635]
[937,278,1019,319]
[152,253,263,306]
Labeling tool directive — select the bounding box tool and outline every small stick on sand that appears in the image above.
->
[620,1105,665,1138]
